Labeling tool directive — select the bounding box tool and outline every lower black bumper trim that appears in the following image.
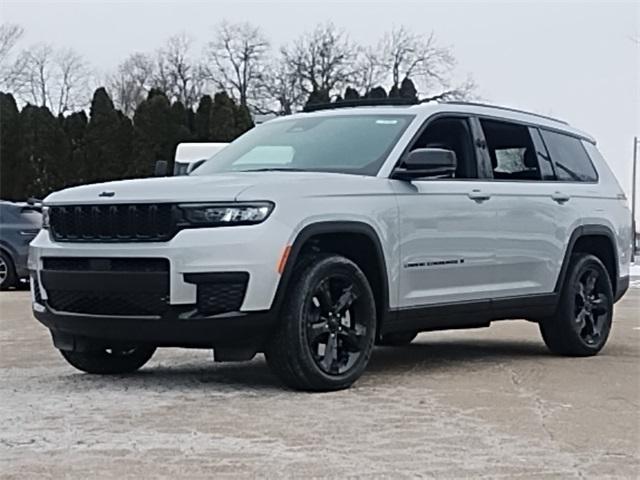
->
[33,305,277,349]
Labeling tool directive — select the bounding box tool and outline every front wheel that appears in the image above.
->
[60,345,156,374]
[539,253,613,356]
[266,254,377,391]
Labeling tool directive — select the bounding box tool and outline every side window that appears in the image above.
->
[539,129,598,182]
[480,119,541,181]
[411,117,478,179]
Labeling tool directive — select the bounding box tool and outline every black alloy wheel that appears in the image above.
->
[266,253,376,391]
[540,253,613,356]
[305,275,369,375]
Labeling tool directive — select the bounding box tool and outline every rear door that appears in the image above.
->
[477,118,579,298]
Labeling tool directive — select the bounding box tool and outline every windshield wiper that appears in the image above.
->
[240,167,308,172]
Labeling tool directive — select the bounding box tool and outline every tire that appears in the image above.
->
[59,346,156,374]
[265,253,377,391]
[0,250,17,290]
[540,253,613,357]
[377,331,418,346]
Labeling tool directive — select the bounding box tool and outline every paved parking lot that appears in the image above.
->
[1,288,638,479]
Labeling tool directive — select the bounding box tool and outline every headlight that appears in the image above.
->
[178,202,274,227]
[41,206,50,229]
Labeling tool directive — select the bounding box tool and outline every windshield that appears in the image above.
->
[192,114,414,176]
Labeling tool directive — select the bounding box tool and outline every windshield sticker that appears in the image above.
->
[376,119,399,125]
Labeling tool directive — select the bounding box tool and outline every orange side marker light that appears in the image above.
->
[277,245,292,274]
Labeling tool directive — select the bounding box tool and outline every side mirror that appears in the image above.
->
[154,160,169,177]
[392,148,457,181]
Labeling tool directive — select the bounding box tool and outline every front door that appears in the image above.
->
[393,115,499,308]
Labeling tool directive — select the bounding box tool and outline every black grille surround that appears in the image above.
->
[49,204,177,243]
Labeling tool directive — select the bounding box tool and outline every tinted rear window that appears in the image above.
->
[540,130,597,182]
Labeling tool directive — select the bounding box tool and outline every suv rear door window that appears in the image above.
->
[480,119,541,181]
[539,129,598,182]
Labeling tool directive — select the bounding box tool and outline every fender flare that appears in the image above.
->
[554,224,619,294]
[271,221,390,321]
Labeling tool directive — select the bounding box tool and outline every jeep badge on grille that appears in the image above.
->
[99,191,115,197]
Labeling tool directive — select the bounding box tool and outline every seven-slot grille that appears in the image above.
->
[49,204,176,242]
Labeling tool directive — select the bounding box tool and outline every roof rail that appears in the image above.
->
[302,97,417,112]
[441,101,569,125]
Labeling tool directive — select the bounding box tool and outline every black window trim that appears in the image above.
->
[472,114,599,184]
[389,112,485,181]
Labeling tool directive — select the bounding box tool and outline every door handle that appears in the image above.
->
[551,191,571,204]
[467,189,491,202]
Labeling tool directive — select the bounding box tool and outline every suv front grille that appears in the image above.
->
[49,204,176,242]
[41,257,170,317]
[47,290,169,316]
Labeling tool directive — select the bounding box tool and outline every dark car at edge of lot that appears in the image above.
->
[0,201,42,289]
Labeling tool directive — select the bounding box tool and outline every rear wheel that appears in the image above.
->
[59,345,156,374]
[0,251,17,290]
[540,253,613,356]
[266,254,376,391]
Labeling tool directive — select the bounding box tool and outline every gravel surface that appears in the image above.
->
[1,289,639,479]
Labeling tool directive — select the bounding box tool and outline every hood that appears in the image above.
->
[44,171,378,205]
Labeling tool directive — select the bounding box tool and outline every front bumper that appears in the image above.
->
[29,221,291,310]
[28,223,290,350]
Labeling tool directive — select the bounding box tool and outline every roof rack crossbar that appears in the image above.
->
[442,101,569,125]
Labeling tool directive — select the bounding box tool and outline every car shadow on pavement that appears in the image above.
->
[57,338,550,393]
[367,338,549,374]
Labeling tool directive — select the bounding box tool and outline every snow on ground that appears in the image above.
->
[630,263,640,288]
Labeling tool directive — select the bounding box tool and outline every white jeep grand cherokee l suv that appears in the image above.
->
[29,100,632,391]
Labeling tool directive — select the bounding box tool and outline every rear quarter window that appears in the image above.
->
[540,129,598,182]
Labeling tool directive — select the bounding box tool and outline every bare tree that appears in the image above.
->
[0,23,23,66]
[206,21,269,109]
[354,46,385,94]
[108,53,156,116]
[255,57,305,115]
[13,43,54,107]
[283,23,359,100]
[380,26,455,93]
[12,43,91,115]
[53,48,91,114]
[155,33,207,108]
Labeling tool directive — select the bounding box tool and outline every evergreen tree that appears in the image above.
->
[194,95,213,141]
[209,92,253,142]
[170,100,193,142]
[234,104,254,136]
[62,111,88,186]
[17,105,70,199]
[0,92,21,200]
[368,86,388,99]
[84,87,133,182]
[132,90,191,176]
[388,84,400,98]
[304,89,330,109]
[399,77,418,102]
[344,87,359,101]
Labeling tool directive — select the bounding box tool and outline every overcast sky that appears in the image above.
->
[2,0,639,208]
